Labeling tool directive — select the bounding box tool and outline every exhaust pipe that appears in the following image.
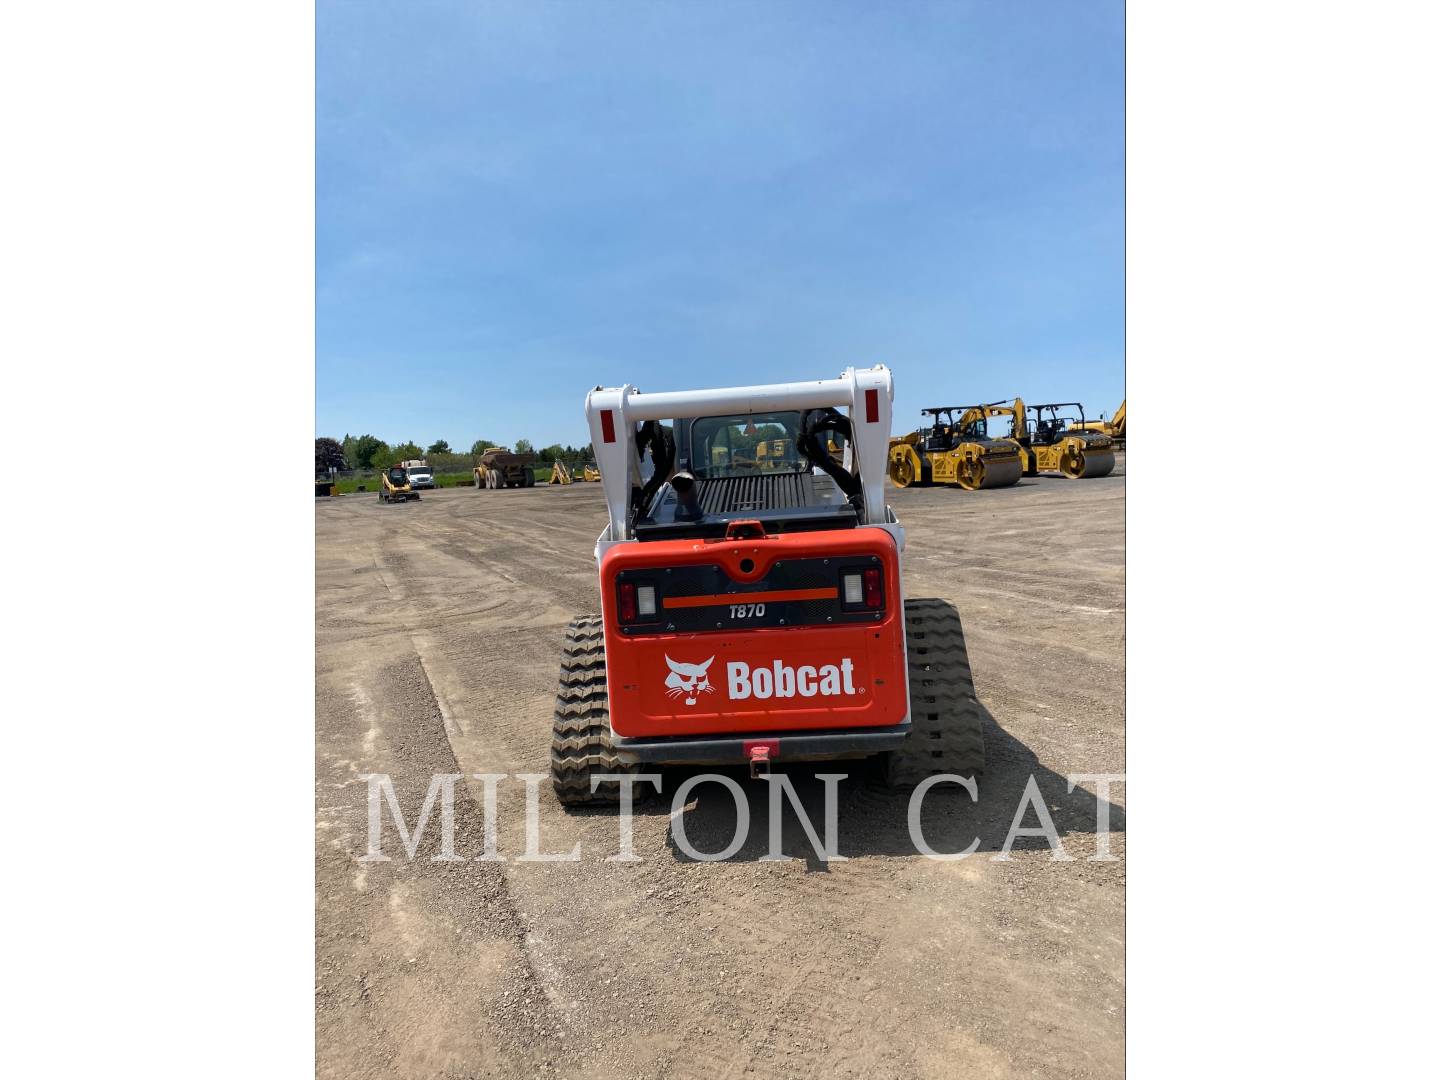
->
[670,470,703,520]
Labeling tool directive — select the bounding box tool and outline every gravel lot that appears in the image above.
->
[316,463,1125,1079]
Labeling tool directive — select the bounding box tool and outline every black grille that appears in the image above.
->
[633,470,857,541]
[696,473,812,514]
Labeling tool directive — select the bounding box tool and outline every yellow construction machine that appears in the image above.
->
[549,460,574,485]
[1069,398,1125,451]
[755,437,800,471]
[886,404,1023,490]
[582,463,601,482]
[378,464,420,503]
[993,399,1115,479]
[473,447,537,489]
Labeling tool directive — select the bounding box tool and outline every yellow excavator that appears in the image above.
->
[992,399,1115,479]
[887,404,1023,490]
[1069,398,1125,451]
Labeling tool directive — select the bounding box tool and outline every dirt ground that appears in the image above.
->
[316,462,1125,1079]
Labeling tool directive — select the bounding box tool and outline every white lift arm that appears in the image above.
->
[584,365,894,542]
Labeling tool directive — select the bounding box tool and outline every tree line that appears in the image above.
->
[315,435,594,474]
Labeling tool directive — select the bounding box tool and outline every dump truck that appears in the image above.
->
[378,464,420,503]
[473,447,536,489]
[887,404,1023,490]
[1069,398,1125,451]
[550,365,985,805]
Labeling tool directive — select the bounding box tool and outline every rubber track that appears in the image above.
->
[884,598,986,787]
[550,615,641,806]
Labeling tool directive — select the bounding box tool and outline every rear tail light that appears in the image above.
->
[617,580,658,624]
[841,567,884,611]
[863,568,882,609]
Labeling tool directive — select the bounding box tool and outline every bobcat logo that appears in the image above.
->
[664,655,716,706]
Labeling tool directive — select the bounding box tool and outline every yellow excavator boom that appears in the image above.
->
[1068,398,1124,446]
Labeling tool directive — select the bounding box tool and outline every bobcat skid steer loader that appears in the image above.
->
[550,365,985,806]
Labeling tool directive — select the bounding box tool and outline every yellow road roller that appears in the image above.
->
[887,404,1023,490]
[997,399,1115,479]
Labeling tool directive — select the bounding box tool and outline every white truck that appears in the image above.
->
[399,459,435,489]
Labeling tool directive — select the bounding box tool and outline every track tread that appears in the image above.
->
[884,598,986,787]
[550,614,642,806]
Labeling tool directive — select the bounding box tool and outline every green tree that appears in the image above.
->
[368,441,392,468]
[391,441,424,462]
[340,433,359,468]
[470,438,497,456]
[427,439,451,454]
[539,444,566,463]
[315,437,346,474]
[514,438,534,455]
[353,434,386,469]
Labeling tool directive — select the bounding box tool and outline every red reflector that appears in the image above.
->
[617,581,636,622]
[863,567,882,609]
[865,388,879,423]
[616,578,639,622]
[600,409,616,443]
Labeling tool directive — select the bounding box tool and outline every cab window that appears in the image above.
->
[687,412,804,478]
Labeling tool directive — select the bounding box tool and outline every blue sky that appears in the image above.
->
[317,1,1124,449]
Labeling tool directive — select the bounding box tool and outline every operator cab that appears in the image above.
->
[924,417,954,452]
[1033,418,1064,445]
[920,407,959,452]
[634,409,860,541]
[1029,403,1085,446]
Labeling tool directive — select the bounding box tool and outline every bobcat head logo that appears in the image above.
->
[664,655,715,706]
